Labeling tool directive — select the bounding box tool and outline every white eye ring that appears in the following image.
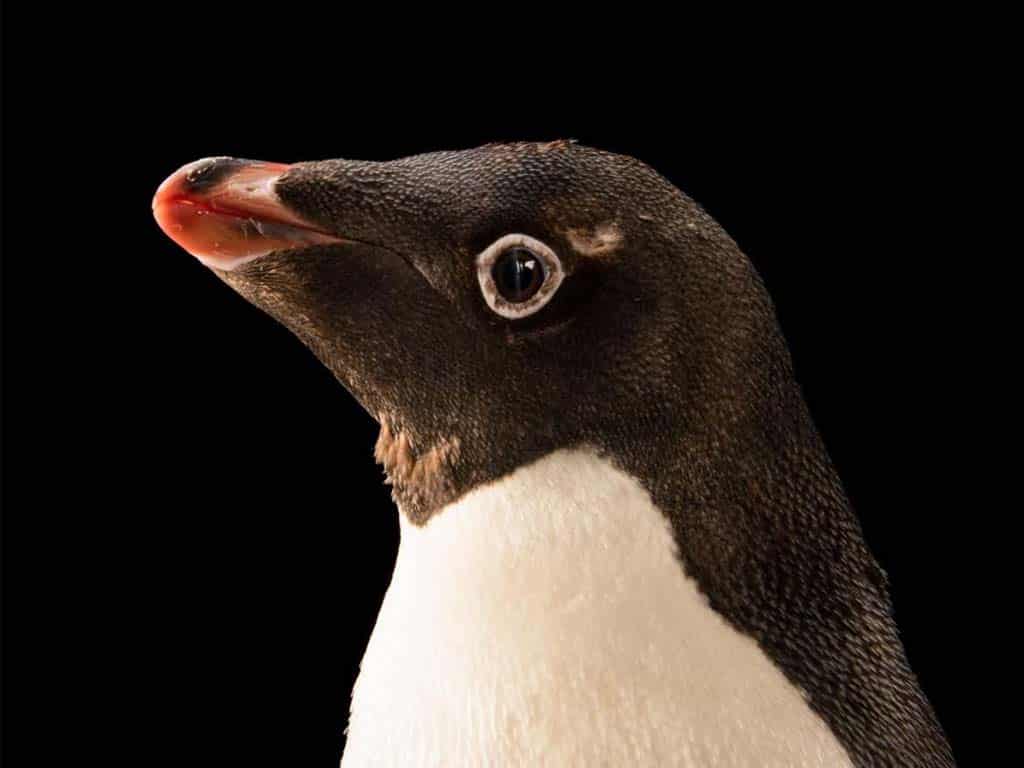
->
[475,234,565,319]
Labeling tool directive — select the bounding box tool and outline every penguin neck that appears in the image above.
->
[343,447,852,766]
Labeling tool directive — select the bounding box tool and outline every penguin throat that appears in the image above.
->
[374,416,461,522]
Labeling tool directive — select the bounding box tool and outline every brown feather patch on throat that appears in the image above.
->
[374,416,461,524]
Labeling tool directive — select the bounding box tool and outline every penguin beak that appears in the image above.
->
[153,157,346,271]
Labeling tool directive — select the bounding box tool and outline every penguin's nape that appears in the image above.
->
[154,143,956,767]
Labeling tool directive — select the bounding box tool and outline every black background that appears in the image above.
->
[3,12,995,767]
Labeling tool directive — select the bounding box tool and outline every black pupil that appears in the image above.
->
[492,248,545,303]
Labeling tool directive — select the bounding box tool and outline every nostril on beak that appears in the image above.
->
[180,157,251,194]
[153,157,261,203]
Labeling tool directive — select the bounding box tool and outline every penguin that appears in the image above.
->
[153,142,955,767]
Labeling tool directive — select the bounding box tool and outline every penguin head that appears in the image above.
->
[155,142,785,522]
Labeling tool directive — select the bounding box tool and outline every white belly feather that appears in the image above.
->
[341,449,852,767]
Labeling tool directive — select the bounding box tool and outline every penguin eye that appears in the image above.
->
[493,248,545,303]
[476,234,564,319]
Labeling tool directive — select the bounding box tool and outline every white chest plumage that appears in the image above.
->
[341,449,852,767]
